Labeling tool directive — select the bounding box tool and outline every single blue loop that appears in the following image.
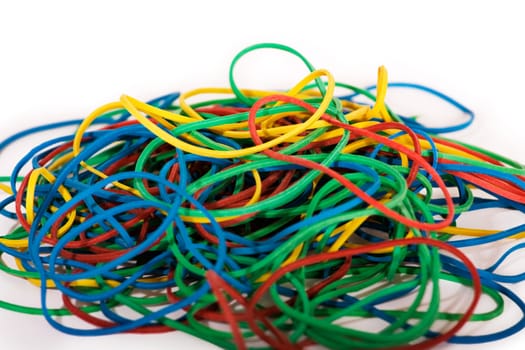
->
[372,82,474,134]
[338,82,475,134]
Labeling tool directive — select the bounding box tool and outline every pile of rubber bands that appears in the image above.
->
[0,43,524,349]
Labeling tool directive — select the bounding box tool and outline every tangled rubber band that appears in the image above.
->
[0,42,524,349]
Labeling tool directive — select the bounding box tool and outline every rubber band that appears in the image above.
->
[0,42,524,349]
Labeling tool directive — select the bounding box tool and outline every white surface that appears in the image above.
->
[0,1,524,349]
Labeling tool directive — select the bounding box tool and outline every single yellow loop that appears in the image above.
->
[121,69,336,159]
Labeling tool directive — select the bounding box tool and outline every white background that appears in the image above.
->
[0,1,524,349]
